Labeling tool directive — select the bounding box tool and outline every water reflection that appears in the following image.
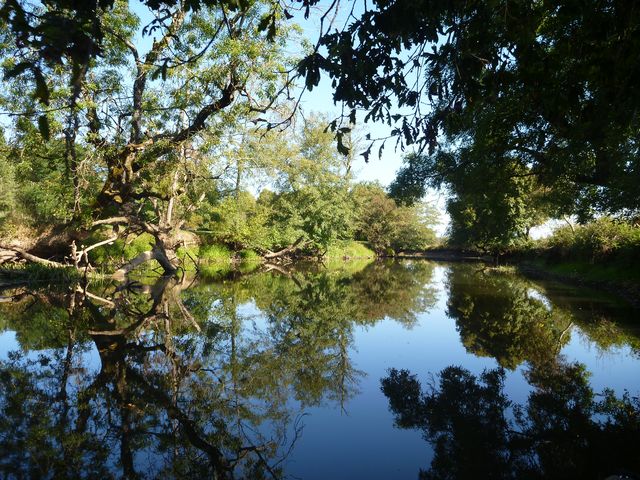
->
[445,265,640,369]
[381,362,640,479]
[0,261,638,479]
[381,264,640,480]
[0,261,437,478]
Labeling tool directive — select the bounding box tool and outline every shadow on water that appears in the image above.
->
[0,260,638,479]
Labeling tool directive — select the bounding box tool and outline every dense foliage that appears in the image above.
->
[0,111,437,269]
[301,0,640,250]
[0,2,436,274]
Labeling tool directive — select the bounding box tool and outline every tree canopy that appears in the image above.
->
[300,0,640,244]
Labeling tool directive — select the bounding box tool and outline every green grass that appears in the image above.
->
[527,259,640,284]
[237,249,261,262]
[198,261,233,279]
[324,257,373,275]
[88,233,155,265]
[176,245,200,271]
[199,244,233,262]
[189,243,234,278]
[0,263,83,283]
[325,240,375,259]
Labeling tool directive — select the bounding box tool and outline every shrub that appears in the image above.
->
[238,249,260,262]
[88,233,155,265]
[541,217,640,265]
[325,240,375,259]
[199,244,232,263]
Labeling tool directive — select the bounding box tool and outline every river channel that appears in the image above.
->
[0,260,638,479]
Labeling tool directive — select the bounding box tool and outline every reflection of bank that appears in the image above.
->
[444,264,637,371]
[0,259,438,479]
[0,277,297,479]
[380,263,640,480]
[381,363,640,480]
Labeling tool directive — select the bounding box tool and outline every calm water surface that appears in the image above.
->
[0,260,638,479]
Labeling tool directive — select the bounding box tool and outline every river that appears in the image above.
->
[0,260,638,479]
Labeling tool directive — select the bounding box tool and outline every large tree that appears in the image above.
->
[300,0,640,227]
[0,0,302,274]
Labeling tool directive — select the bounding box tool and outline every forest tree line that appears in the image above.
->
[1,0,639,276]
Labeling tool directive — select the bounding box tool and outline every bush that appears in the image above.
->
[238,249,261,262]
[540,217,640,265]
[199,244,232,263]
[88,233,155,265]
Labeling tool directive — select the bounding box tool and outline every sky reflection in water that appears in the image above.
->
[0,261,638,479]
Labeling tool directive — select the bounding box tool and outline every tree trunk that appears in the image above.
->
[112,251,156,279]
[152,243,179,276]
[112,233,181,279]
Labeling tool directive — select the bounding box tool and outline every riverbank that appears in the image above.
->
[515,259,640,309]
[0,238,377,284]
[402,246,640,309]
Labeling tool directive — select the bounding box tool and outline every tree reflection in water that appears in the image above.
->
[446,264,640,368]
[0,277,285,479]
[0,260,438,478]
[381,265,640,480]
[381,364,640,480]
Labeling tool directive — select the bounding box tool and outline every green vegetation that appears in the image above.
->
[0,104,437,276]
[325,241,374,260]
[1,0,637,282]
[299,1,640,257]
[522,218,640,285]
[0,263,83,284]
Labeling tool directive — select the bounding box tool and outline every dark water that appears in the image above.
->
[0,260,638,479]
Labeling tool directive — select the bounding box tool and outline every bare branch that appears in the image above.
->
[91,217,130,227]
[0,243,67,268]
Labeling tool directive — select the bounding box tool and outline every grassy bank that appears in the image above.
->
[507,218,640,307]
[0,263,85,286]
[518,218,640,282]
[325,240,375,259]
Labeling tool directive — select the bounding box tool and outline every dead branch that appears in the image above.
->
[0,243,68,268]
[263,236,308,259]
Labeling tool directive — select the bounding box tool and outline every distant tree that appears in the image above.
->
[353,182,437,254]
[391,152,552,254]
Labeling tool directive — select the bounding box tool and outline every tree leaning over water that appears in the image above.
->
[0,0,318,274]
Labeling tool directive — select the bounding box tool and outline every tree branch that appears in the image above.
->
[0,243,67,268]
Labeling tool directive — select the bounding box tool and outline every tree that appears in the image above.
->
[391,152,551,254]
[300,0,640,227]
[215,115,356,256]
[0,0,299,274]
[444,265,573,370]
[0,0,323,119]
[352,182,437,254]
